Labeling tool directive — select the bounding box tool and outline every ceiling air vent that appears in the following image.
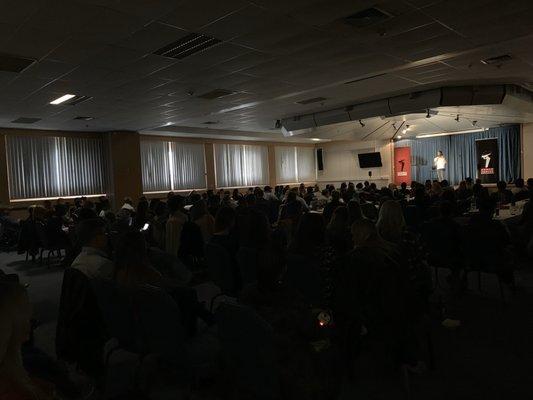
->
[154,33,222,60]
[481,54,512,65]
[11,117,41,124]
[203,121,219,125]
[296,97,327,105]
[0,53,35,73]
[197,89,235,100]
[344,7,392,28]
[74,116,94,121]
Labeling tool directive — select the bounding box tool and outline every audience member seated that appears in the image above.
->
[71,218,113,279]
[325,206,352,255]
[511,178,529,201]
[491,181,514,205]
[335,219,419,370]
[190,200,215,243]
[287,213,337,307]
[322,190,342,223]
[165,195,187,257]
[114,231,162,287]
[465,198,514,284]
[0,282,54,400]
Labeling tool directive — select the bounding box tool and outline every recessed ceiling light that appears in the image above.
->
[311,138,321,141]
[74,116,94,121]
[397,135,402,139]
[50,94,75,105]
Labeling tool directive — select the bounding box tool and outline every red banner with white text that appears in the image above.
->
[394,147,411,186]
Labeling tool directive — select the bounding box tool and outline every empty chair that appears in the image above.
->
[216,301,280,400]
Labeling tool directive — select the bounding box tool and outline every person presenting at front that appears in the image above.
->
[433,150,447,182]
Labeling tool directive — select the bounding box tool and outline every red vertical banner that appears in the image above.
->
[394,147,411,185]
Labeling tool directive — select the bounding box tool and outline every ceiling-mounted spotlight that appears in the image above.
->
[359,119,365,127]
[402,124,410,134]
[397,135,402,139]
[472,120,478,127]
[455,114,460,122]
[426,108,431,118]
[275,119,282,129]
[392,123,397,130]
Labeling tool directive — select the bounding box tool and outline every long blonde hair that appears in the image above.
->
[0,282,46,399]
[376,200,406,243]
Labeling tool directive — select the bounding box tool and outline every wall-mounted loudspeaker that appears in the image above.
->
[317,148,324,171]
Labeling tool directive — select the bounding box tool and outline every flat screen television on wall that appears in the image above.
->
[358,152,382,168]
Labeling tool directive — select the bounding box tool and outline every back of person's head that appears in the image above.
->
[441,179,449,188]
[376,200,405,243]
[527,178,533,189]
[189,193,202,204]
[329,205,348,228]
[331,190,340,202]
[114,231,149,278]
[255,188,264,198]
[290,212,326,254]
[287,190,297,203]
[167,195,185,214]
[478,197,496,219]
[306,186,314,194]
[347,200,363,223]
[214,207,236,233]
[439,201,454,218]
[400,182,407,189]
[0,282,37,396]
[441,189,456,203]
[351,218,379,248]
[54,204,68,218]
[240,209,270,248]
[123,197,133,206]
[190,199,208,221]
[245,193,256,206]
[514,178,524,188]
[356,183,363,189]
[264,185,272,193]
[497,181,507,191]
[76,218,106,248]
[78,207,97,221]
[431,181,442,194]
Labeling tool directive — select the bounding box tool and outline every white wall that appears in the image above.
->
[316,140,392,187]
[522,123,533,179]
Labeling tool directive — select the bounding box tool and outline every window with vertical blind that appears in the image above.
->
[275,146,316,183]
[140,139,206,192]
[214,143,269,188]
[6,135,108,200]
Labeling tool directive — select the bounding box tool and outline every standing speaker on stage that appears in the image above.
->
[433,150,447,182]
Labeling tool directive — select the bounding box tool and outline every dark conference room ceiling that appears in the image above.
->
[1,0,533,138]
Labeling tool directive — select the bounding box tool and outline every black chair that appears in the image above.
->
[55,268,108,378]
[420,219,463,288]
[216,301,280,400]
[35,221,65,266]
[460,224,514,302]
